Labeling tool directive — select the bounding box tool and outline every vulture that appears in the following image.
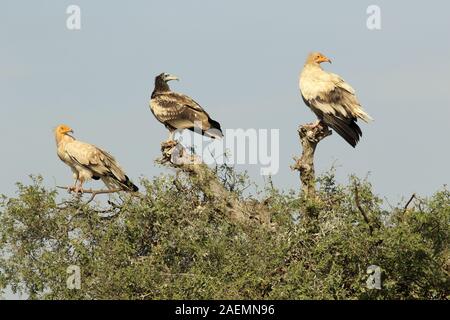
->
[54,124,138,193]
[149,73,223,141]
[299,52,372,147]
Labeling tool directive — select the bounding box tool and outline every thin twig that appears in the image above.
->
[56,186,123,204]
[56,186,122,195]
[354,185,373,235]
[403,193,416,213]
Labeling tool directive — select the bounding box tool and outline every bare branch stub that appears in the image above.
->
[292,122,332,199]
[403,193,417,213]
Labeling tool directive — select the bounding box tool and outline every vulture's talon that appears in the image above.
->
[162,140,178,150]
[74,186,83,194]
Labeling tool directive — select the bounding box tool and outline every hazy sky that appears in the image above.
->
[1,0,449,298]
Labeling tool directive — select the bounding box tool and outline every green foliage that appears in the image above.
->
[0,170,448,300]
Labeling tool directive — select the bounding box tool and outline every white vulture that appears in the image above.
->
[299,52,372,147]
[54,125,138,193]
[149,73,223,141]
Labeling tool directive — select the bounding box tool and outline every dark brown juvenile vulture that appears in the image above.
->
[299,52,372,147]
[149,73,223,141]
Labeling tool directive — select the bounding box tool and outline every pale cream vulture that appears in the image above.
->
[299,52,372,147]
[54,125,138,193]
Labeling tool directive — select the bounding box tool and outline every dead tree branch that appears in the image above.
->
[291,122,332,199]
[56,186,123,204]
[354,185,373,235]
[157,141,274,229]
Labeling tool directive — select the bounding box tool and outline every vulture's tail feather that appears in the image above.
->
[323,114,362,148]
[189,118,224,139]
[107,174,139,192]
[203,129,223,139]
[122,175,139,192]
[206,119,224,139]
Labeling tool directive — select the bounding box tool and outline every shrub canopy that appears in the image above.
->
[0,167,448,300]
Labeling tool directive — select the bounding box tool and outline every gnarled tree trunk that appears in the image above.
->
[292,122,332,199]
[157,141,274,229]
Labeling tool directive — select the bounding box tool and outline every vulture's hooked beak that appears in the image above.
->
[165,74,179,82]
[317,55,332,64]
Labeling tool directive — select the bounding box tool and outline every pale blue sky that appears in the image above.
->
[1,0,450,298]
[1,0,450,208]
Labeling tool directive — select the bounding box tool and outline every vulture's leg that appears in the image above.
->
[309,119,328,131]
[168,130,175,142]
[75,178,84,194]
[162,130,178,148]
[69,176,79,193]
[311,120,322,128]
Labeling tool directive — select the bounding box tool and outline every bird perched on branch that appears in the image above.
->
[54,125,138,193]
[149,73,223,141]
[299,52,372,147]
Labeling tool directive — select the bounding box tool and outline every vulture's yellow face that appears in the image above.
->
[308,52,332,65]
[55,125,74,135]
